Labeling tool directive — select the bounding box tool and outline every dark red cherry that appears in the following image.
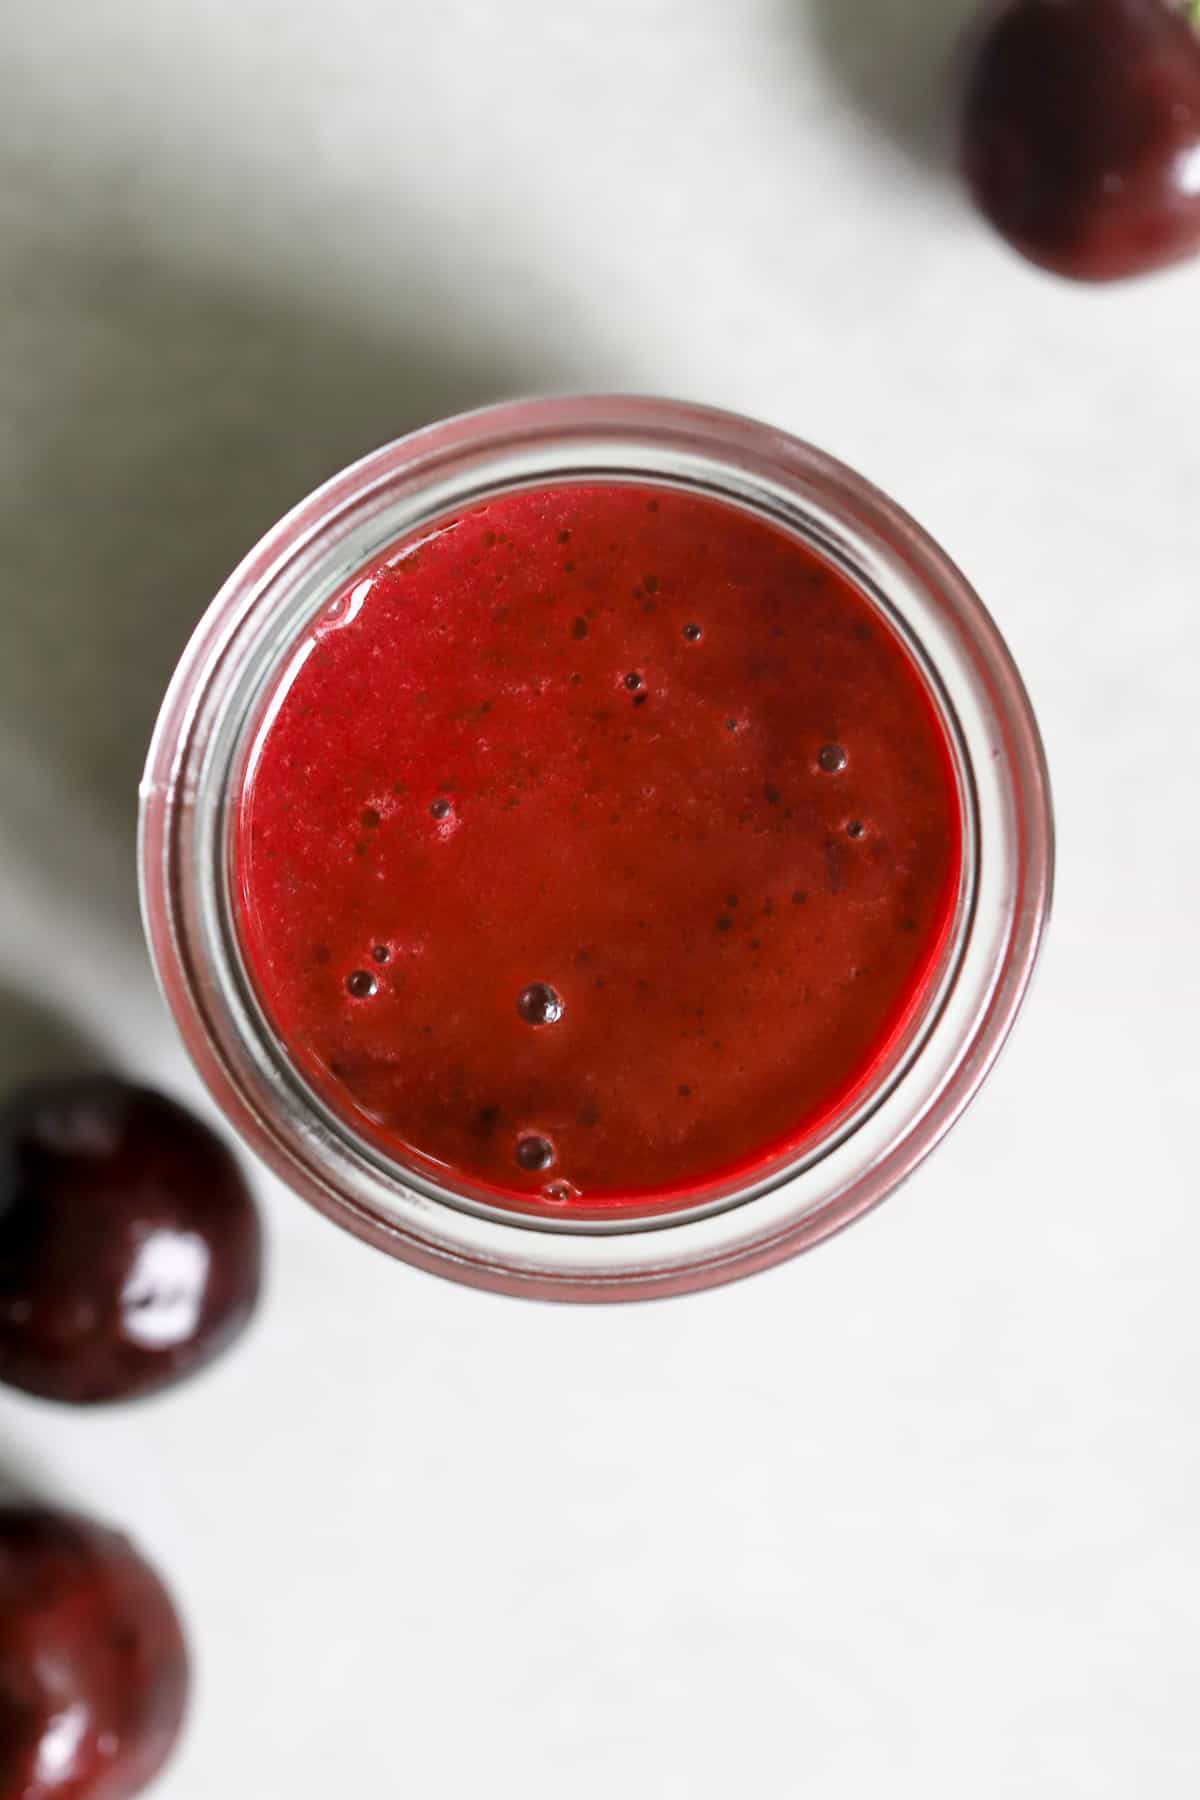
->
[960,0,1200,280]
[0,1505,188,1799]
[0,1077,261,1404]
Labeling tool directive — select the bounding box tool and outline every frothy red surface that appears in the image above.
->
[235,484,961,1213]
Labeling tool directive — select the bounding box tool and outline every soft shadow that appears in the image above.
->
[799,0,978,171]
[0,170,565,944]
[0,983,107,1097]
[0,1437,54,1507]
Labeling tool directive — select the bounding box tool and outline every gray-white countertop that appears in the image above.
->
[1,2,1197,1795]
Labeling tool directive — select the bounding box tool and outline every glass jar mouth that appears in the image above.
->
[139,395,1053,1300]
[225,472,972,1232]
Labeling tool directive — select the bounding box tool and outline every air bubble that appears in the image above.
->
[371,945,391,964]
[683,622,703,642]
[517,982,563,1026]
[818,743,848,774]
[543,1179,579,1204]
[346,970,377,998]
[624,672,643,691]
[847,819,865,839]
[430,798,451,820]
[516,1134,554,1172]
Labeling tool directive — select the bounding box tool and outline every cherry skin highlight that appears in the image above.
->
[0,1078,262,1404]
[960,0,1200,281]
[235,483,962,1215]
[0,1505,188,1800]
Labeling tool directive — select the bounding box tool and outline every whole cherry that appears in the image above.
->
[0,1505,188,1800]
[959,0,1200,280]
[0,1077,261,1404]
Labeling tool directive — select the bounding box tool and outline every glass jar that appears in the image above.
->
[139,396,1053,1301]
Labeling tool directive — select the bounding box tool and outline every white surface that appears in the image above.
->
[0,2,1197,1795]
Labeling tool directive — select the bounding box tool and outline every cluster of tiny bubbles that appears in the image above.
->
[517,982,563,1026]
[346,970,377,999]
[818,743,848,773]
[516,1134,555,1172]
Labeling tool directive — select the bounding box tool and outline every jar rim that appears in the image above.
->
[139,395,1054,1301]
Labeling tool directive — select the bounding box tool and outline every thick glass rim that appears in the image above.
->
[139,395,1053,1301]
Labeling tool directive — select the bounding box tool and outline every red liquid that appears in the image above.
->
[235,484,962,1215]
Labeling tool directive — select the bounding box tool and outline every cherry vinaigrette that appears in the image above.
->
[234,483,962,1215]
